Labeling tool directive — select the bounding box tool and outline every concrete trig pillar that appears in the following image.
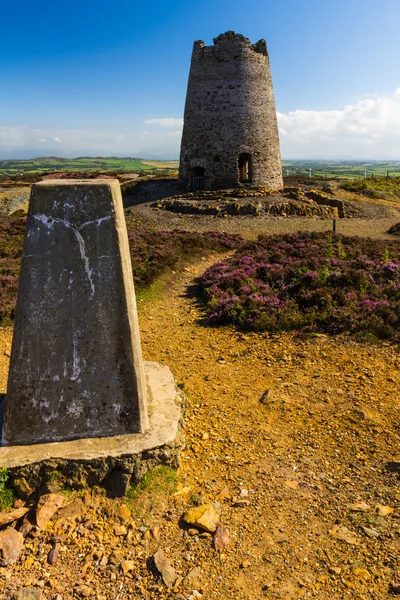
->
[2,180,148,446]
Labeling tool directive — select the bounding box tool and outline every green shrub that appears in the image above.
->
[0,468,15,510]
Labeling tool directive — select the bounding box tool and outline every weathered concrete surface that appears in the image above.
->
[3,179,148,446]
[179,31,283,191]
[0,362,184,497]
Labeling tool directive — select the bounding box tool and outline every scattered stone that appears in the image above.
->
[284,480,298,489]
[36,494,64,528]
[17,589,42,600]
[19,518,33,537]
[348,502,371,512]
[99,555,108,567]
[188,528,199,536]
[0,507,29,528]
[329,525,360,545]
[329,567,342,575]
[353,567,370,580]
[241,560,251,569]
[239,489,249,497]
[213,525,230,551]
[117,504,131,521]
[47,543,59,565]
[0,527,24,566]
[362,526,380,538]
[114,525,127,536]
[120,560,135,575]
[183,502,221,533]
[232,499,250,507]
[376,504,394,516]
[184,566,203,589]
[215,487,230,502]
[153,549,178,587]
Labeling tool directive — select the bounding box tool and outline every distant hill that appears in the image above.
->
[0,156,179,175]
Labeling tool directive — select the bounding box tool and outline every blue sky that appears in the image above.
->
[1,0,400,159]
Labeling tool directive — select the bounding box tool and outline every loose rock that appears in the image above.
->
[183,502,221,533]
[0,527,24,566]
[0,507,29,528]
[376,504,394,516]
[120,560,135,575]
[213,525,230,551]
[329,525,360,545]
[117,504,131,521]
[36,494,64,528]
[362,526,380,538]
[153,549,178,587]
[17,589,42,600]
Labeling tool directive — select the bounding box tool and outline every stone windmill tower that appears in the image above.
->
[179,31,283,192]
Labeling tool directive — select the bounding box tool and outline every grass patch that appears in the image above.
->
[127,466,178,501]
[0,468,16,511]
[199,231,400,342]
[136,279,165,307]
[340,178,400,201]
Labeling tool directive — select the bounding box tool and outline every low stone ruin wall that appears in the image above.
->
[153,197,338,218]
[150,185,344,219]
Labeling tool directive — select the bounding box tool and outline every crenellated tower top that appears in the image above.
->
[192,31,268,57]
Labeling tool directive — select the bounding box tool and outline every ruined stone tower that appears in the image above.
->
[179,31,283,191]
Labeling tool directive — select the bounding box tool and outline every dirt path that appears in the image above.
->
[136,254,400,599]
[1,254,400,599]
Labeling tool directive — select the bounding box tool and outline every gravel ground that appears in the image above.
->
[131,202,400,241]
[1,251,400,599]
[1,194,400,599]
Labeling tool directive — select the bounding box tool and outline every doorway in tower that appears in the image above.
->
[238,153,253,183]
[191,167,206,191]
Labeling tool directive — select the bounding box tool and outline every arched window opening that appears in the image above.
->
[238,153,252,183]
[193,166,205,177]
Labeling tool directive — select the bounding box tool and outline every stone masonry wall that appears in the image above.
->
[179,31,283,191]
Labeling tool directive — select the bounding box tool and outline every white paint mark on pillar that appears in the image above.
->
[32,214,112,299]
[71,334,81,381]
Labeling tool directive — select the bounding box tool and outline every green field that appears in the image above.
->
[282,159,400,179]
[1,157,400,181]
[0,157,179,176]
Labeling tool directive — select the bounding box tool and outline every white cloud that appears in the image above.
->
[1,90,400,159]
[145,118,183,128]
[0,124,181,158]
[278,88,400,158]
